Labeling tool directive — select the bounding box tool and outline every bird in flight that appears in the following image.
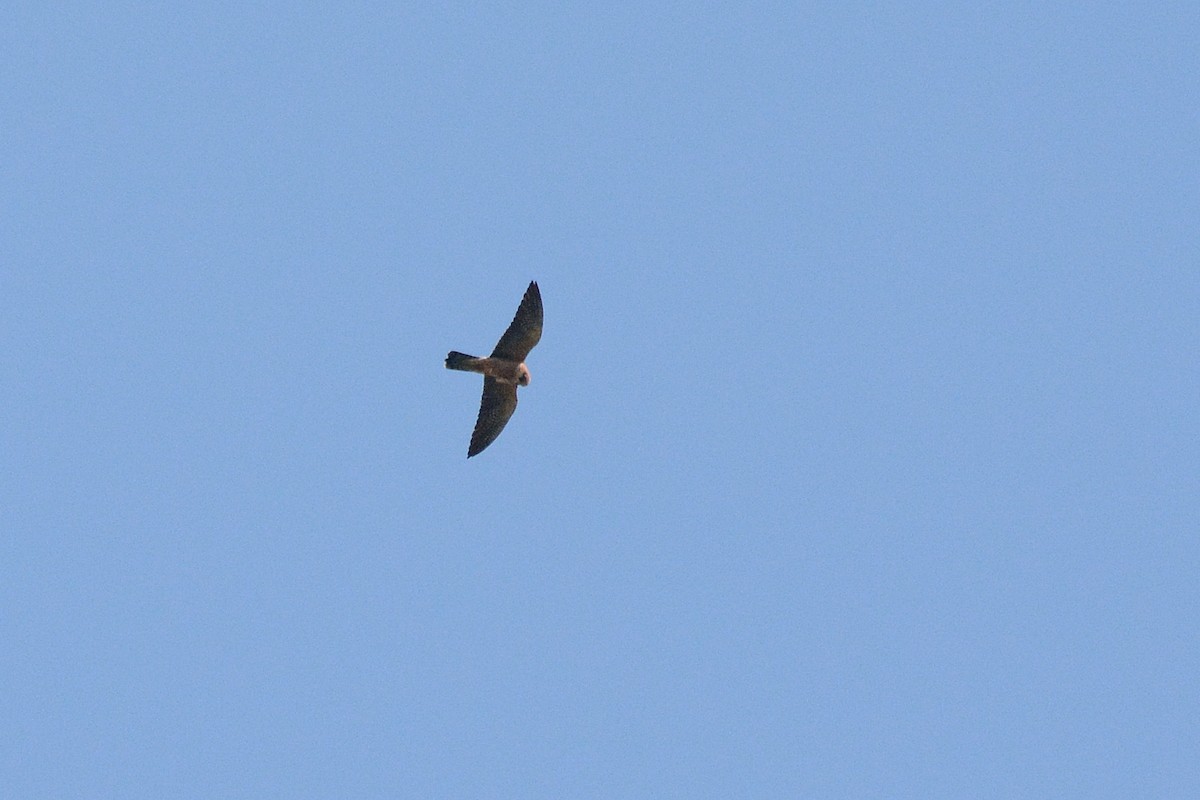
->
[445,281,542,457]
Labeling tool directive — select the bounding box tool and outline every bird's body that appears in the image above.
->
[444,352,530,386]
[445,281,542,457]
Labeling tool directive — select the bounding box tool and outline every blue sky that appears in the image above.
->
[3,3,1197,797]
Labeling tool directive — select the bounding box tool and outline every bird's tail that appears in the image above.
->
[445,351,480,371]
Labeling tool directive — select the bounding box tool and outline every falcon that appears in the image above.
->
[445,281,542,457]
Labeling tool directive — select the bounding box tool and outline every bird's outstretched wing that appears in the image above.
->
[468,377,518,457]
[490,281,542,361]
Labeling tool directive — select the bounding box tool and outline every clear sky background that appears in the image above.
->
[3,4,1197,798]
